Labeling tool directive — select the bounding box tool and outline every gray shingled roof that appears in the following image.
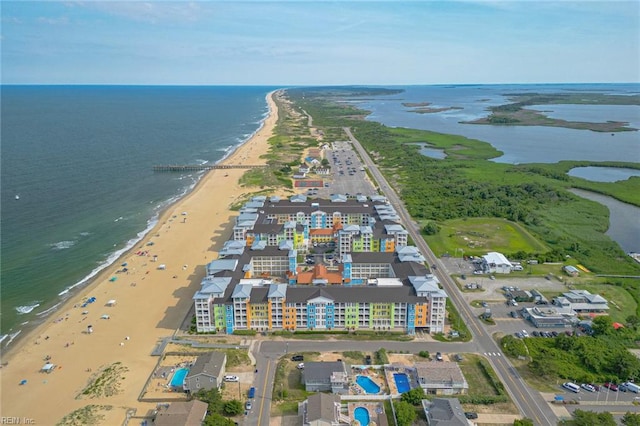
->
[303,362,346,383]
[188,352,227,378]
[306,393,340,423]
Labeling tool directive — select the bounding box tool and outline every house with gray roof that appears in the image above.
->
[302,361,349,393]
[183,352,227,392]
[415,362,469,395]
[153,400,208,426]
[421,398,470,426]
[299,393,348,426]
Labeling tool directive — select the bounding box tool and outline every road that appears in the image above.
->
[343,127,558,425]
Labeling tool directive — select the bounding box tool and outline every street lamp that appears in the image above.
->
[238,380,241,399]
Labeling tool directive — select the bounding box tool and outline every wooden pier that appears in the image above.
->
[153,164,268,172]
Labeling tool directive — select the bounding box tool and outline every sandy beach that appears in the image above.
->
[0,91,281,424]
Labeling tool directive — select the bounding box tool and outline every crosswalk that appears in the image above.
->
[484,352,502,357]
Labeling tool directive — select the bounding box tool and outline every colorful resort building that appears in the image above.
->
[193,196,447,335]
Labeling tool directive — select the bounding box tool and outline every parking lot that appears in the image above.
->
[310,140,377,199]
[437,256,576,336]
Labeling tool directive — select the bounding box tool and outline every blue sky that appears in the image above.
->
[2,1,638,85]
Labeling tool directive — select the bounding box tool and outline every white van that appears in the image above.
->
[624,382,640,393]
[563,382,580,393]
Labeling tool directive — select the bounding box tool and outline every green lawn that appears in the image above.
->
[424,217,548,257]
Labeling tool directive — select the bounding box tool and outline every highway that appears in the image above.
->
[343,126,558,425]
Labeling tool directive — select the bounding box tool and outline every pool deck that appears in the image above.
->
[348,402,384,426]
[350,367,388,395]
[384,365,416,396]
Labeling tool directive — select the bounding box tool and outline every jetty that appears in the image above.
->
[152,164,268,172]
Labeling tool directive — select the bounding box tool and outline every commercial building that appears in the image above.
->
[193,196,447,335]
[481,252,513,274]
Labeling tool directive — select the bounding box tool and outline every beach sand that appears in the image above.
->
[0,91,282,424]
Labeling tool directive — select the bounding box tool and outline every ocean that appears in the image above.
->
[0,85,276,341]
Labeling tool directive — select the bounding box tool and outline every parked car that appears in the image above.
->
[515,332,524,338]
[464,412,478,419]
[453,354,464,362]
[581,383,596,392]
[532,331,540,337]
[510,311,518,318]
[604,382,619,391]
[521,330,529,338]
[245,401,253,410]
[590,384,601,391]
[224,375,239,382]
[481,301,488,308]
[551,331,559,337]
[291,355,304,361]
[297,363,305,369]
[248,387,256,398]
[436,352,443,361]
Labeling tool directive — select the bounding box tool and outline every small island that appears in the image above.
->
[464,92,640,132]
[403,101,463,114]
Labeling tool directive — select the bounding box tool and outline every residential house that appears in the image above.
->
[421,398,470,426]
[183,352,227,392]
[153,400,208,426]
[299,393,349,426]
[302,361,348,393]
[415,362,469,395]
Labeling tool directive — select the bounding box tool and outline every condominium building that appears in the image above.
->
[193,196,447,334]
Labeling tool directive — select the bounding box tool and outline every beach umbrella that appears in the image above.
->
[19,379,27,385]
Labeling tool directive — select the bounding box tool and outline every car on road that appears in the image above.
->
[224,375,239,382]
[481,301,488,308]
[604,382,619,391]
[245,401,252,410]
[291,355,304,361]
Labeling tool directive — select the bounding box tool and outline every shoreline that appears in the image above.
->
[0,91,276,356]
[0,90,281,424]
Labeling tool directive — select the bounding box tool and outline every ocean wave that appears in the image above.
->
[16,302,40,314]
[79,232,91,237]
[4,330,22,347]
[51,240,76,250]
[35,302,62,316]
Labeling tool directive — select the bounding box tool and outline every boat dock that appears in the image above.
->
[152,164,268,172]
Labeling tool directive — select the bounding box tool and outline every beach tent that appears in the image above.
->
[101,314,110,320]
[19,379,27,385]
[158,264,166,270]
[109,276,118,282]
[41,363,56,373]
[106,300,117,307]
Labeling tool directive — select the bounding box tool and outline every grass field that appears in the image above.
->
[424,217,548,257]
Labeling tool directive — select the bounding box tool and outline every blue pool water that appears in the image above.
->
[393,373,411,393]
[356,375,381,394]
[170,368,189,387]
[354,407,370,426]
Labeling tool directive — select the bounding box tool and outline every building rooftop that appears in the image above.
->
[153,400,208,426]
[421,398,468,426]
[303,362,346,383]
[188,352,227,378]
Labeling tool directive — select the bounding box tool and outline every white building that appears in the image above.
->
[481,252,513,274]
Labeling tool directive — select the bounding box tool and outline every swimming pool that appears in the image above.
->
[356,375,381,394]
[354,407,370,426]
[393,373,411,393]
[170,368,189,388]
